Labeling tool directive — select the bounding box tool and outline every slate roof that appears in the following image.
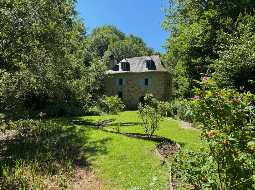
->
[106,55,168,74]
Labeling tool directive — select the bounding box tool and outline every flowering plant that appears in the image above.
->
[190,79,255,189]
[173,78,255,189]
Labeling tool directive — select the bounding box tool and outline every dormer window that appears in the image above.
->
[113,64,119,71]
[121,61,130,71]
[146,59,156,70]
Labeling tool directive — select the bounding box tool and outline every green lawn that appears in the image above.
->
[72,111,202,190]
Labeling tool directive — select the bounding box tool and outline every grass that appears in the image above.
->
[0,111,202,190]
[75,111,202,189]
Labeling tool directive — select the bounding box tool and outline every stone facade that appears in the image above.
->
[104,72,171,109]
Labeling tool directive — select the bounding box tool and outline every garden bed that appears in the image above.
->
[156,141,180,159]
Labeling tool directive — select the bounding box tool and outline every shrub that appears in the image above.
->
[44,103,85,117]
[174,78,255,189]
[99,95,125,114]
[167,99,194,122]
[171,149,217,190]
[138,94,164,137]
[158,101,171,117]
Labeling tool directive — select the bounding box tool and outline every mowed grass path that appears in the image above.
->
[72,111,202,190]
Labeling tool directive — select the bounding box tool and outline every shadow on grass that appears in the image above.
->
[102,130,177,143]
[109,122,143,127]
[68,118,115,128]
[68,117,182,145]
[0,120,111,177]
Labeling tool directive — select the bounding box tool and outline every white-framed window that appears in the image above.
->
[121,62,130,71]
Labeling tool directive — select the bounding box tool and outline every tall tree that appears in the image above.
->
[86,25,125,58]
[86,26,154,64]
[0,0,100,116]
[103,35,154,63]
[163,0,255,97]
[213,14,255,93]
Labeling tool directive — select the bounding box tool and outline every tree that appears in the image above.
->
[163,0,255,97]
[103,35,154,63]
[213,14,255,93]
[0,0,102,117]
[86,25,125,58]
[86,26,154,67]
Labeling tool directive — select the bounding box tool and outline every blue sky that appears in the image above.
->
[76,0,170,53]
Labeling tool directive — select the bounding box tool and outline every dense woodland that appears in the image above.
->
[0,0,254,189]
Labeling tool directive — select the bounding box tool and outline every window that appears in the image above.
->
[113,64,119,71]
[118,91,123,99]
[144,78,149,86]
[118,78,123,86]
[121,62,130,71]
[146,60,156,70]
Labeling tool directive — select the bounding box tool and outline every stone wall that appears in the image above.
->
[104,72,172,109]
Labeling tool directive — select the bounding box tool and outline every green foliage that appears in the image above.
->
[99,95,125,114]
[0,0,107,118]
[0,119,87,189]
[138,94,164,137]
[73,58,107,111]
[86,25,125,58]
[103,35,154,63]
[86,25,154,68]
[163,0,255,97]
[174,79,255,189]
[213,14,255,93]
[167,99,194,122]
[172,149,217,189]
[0,0,83,116]
[158,101,171,117]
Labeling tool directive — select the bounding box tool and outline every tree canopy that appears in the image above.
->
[0,0,103,117]
[86,25,154,65]
[163,0,255,97]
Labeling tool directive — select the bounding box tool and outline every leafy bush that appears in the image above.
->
[176,99,193,122]
[158,101,171,117]
[167,99,194,122]
[44,103,85,117]
[138,94,164,137]
[98,95,125,114]
[174,78,255,189]
[171,149,217,190]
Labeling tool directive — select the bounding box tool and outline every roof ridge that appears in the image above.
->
[125,54,160,60]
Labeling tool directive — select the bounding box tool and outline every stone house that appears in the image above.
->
[104,55,171,108]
